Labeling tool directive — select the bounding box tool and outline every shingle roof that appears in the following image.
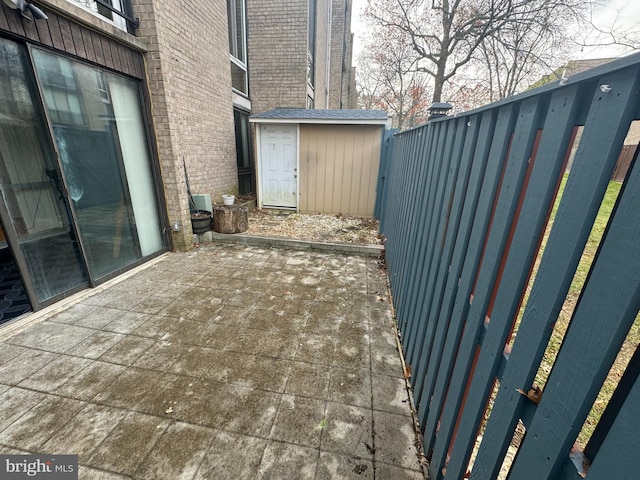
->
[250,108,388,124]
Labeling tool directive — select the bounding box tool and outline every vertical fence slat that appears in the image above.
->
[411,114,481,407]
[471,85,582,479]
[423,105,516,458]
[399,123,444,310]
[415,110,496,424]
[571,365,640,479]
[584,343,640,460]
[404,121,458,363]
[431,97,542,479]
[472,67,639,479]
[383,130,413,272]
[443,95,546,479]
[406,118,468,374]
[393,127,433,323]
[375,129,395,219]
[509,129,640,478]
[396,124,441,331]
[391,128,425,294]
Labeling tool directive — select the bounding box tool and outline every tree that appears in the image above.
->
[364,0,596,103]
[357,30,432,129]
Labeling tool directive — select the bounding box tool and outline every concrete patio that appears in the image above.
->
[0,244,425,479]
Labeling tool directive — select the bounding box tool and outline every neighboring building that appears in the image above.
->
[245,0,357,114]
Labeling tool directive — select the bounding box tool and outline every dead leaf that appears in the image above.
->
[404,364,412,379]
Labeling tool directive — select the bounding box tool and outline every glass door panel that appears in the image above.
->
[107,76,163,257]
[0,39,89,304]
[32,49,164,280]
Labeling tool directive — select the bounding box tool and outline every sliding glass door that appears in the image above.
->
[31,48,164,282]
[0,39,88,305]
[0,37,165,314]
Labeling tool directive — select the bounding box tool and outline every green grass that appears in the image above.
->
[523,175,637,448]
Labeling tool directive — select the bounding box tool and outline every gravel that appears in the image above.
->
[246,210,381,245]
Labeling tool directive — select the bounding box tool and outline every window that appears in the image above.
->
[307,0,316,91]
[228,0,248,96]
[65,0,134,33]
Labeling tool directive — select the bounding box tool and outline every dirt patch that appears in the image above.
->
[246,209,382,245]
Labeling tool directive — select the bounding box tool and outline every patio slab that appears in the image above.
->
[0,244,425,479]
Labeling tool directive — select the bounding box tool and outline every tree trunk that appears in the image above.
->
[212,205,249,234]
[432,61,447,103]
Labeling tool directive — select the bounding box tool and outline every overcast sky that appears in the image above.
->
[350,0,640,65]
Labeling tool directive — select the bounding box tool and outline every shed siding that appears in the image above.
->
[299,124,382,216]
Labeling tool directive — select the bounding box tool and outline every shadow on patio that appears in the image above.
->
[0,244,425,479]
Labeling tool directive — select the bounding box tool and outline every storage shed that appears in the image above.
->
[249,109,388,217]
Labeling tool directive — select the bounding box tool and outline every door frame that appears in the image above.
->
[255,123,300,211]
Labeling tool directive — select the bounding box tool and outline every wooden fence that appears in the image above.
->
[379,53,640,479]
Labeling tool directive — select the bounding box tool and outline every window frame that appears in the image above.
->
[228,0,249,97]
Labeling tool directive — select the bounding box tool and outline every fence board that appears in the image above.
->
[404,122,454,362]
[441,96,545,479]
[406,119,467,369]
[416,110,497,424]
[424,105,517,458]
[578,369,640,478]
[584,343,640,461]
[412,114,481,406]
[379,133,402,258]
[431,98,542,478]
[385,129,412,300]
[509,131,640,478]
[471,85,582,479]
[397,125,438,311]
[374,130,396,219]
[394,127,433,323]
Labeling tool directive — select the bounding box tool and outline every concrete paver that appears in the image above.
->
[0,244,425,479]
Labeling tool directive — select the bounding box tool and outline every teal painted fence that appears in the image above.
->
[379,53,640,479]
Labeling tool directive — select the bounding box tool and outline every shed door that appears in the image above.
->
[260,125,297,208]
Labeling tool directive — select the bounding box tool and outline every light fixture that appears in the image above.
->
[428,102,453,120]
[3,0,48,20]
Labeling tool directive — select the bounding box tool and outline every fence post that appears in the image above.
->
[376,128,398,223]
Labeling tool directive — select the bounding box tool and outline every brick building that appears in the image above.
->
[245,0,357,114]
[0,0,356,321]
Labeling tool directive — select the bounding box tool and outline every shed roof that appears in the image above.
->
[249,108,388,125]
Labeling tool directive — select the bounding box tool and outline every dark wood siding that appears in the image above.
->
[0,2,144,78]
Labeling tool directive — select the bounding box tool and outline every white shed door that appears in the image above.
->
[260,124,297,208]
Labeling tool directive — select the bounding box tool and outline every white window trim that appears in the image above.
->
[230,55,249,97]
